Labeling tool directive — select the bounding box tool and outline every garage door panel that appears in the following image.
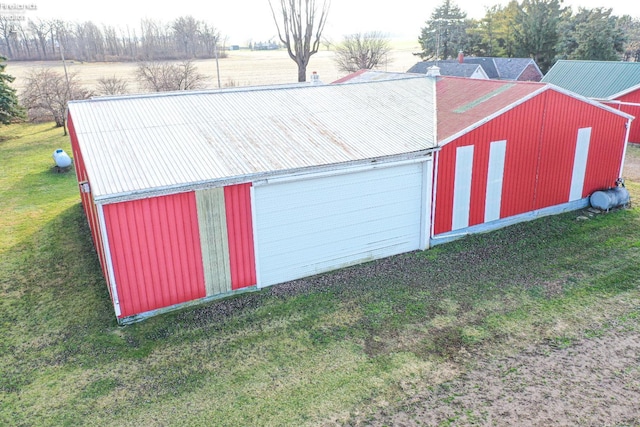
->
[258,219,420,261]
[256,179,422,217]
[258,204,421,238]
[254,162,427,287]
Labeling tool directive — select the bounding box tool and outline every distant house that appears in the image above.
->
[406,61,488,79]
[542,60,640,143]
[409,53,543,82]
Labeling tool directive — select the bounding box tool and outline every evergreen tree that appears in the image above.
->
[514,0,565,72]
[618,15,640,62]
[557,8,625,61]
[418,0,469,60]
[0,56,24,125]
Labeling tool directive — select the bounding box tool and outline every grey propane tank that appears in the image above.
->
[589,186,630,211]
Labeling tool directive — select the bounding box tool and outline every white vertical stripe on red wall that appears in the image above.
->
[569,127,591,201]
[484,140,507,223]
[452,145,474,230]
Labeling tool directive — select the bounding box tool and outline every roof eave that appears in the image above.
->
[92,148,440,205]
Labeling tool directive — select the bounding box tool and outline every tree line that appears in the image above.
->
[418,0,640,73]
[0,15,225,62]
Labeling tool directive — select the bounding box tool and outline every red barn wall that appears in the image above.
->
[224,183,257,290]
[434,90,628,236]
[536,91,627,208]
[67,113,112,299]
[616,90,640,143]
[103,192,206,318]
[434,93,545,235]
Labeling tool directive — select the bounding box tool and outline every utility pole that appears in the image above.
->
[214,35,221,89]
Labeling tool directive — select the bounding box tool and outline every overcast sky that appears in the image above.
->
[21,0,640,44]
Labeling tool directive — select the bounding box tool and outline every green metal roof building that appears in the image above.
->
[542,60,640,142]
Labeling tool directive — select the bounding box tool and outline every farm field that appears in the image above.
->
[5,41,423,93]
[1,122,640,426]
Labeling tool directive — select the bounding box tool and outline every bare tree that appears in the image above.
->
[96,75,129,95]
[20,68,92,135]
[269,0,331,82]
[334,31,392,73]
[135,59,207,92]
[0,17,18,58]
[173,16,199,58]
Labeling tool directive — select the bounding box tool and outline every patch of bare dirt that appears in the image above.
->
[345,147,640,427]
[359,324,640,426]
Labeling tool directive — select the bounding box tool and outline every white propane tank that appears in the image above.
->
[590,186,630,211]
[52,149,72,168]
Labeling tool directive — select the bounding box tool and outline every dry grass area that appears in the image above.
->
[5,41,422,94]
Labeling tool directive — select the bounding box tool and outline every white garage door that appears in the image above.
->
[253,161,428,287]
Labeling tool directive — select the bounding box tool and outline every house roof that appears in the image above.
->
[407,61,487,78]
[408,57,541,81]
[492,58,542,80]
[68,78,437,202]
[541,60,640,99]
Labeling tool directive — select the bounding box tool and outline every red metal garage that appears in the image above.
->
[67,79,437,323]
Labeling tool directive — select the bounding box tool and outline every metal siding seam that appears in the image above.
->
[239,187,249,286]
[196,188,232,296]
[485,140,507,222]
[144,199,164,311]
[244,185,257,286]
[620,118,633,177]
[225,184,257,290]
[535,91,574,209]
[182,192,205,301]
[107,204,134,316]
[499,93,544,217]
[250,185,263,288]
[469,135,490,227]
[97,204,122,317]
[452,145,474,230]
[430,150,440,240]
[226,186,240,289]
[434,143,456,234]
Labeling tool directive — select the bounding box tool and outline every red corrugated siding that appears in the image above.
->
[433,89,628,236]
[535,91,626,207]
[224,183,257,290]
[68,113,111,296]
[434,94,545,235]
[617,90,640,143]
[103,192,206,318]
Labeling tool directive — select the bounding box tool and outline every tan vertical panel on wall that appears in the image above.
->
[196,188,232,296]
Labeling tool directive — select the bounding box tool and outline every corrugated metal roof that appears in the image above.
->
[408,57,541,81]
[436,77,546,142]
[437,76,633,144]
[69,78,436,202]
[333,70,421,83]
[542,60,640,99]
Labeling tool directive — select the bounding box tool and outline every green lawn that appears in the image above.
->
[1,122,639,426]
